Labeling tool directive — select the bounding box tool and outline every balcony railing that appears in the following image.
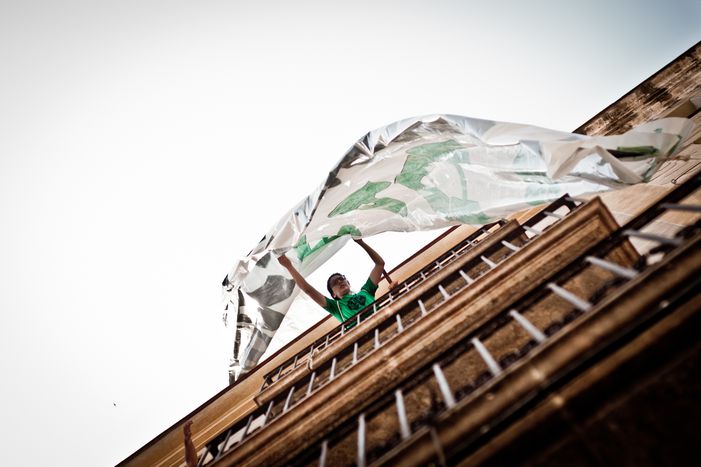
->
[257,221,509,394]
[289,172,701,466]
[258,196,580,396]
[194,196,583,466]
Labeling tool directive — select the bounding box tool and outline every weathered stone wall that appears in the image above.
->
[576,42,701,136]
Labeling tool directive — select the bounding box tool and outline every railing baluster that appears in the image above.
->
[306,371,316,396]
[261,399,274,425]
[222,429,239,453]
[459,269,474,284]
[353,342,358,364]
[357,413,366,467]
[292,354,299,368]
[547,283,592,311]
[471,337,502,376]
[396,314,404,333]
[324,334,330,349]
[357,314,361,327]
[197,447,213,467]
[395,389,411,440]
[585,256,638,279]
[564,195,586,204]
[524,225,542,236]
[432,363,456,409]
[330,358,337,381]
[543,210,564,219]
[623,229,683,246]
[260,376,270,393]
[307,344,314,363]
[217,429,233,461]
[374,328,380,349]
[195,447,204,467]
[501,240,521,252]
[283,385,295,412]
[509,310,546,343]
[241,414,254,439]
[438,284,450,300]
[319,440,328,467]
[481,255,498,269]
[418,299,427,316]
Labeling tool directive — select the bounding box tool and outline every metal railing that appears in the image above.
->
[195,196,582,465]
[293,173,701,466]
[257,221,509,393]
[258,196,580,394]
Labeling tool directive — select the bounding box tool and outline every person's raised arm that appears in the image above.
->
[354,239,391,287]
[183,420,197,467]
[278,254,328,309]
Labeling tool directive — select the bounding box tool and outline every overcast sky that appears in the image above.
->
[0,1,698,465]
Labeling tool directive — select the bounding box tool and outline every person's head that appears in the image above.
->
[327,273,350,299]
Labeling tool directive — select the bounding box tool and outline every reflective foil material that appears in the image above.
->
[223,114,694,380]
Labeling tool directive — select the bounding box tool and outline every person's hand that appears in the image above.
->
[277,254,292,268]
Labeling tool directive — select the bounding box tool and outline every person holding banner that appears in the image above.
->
[278,239,391,322]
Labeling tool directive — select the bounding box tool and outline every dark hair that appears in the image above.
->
[326,273,344,298]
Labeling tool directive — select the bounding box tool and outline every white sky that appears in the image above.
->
[0,1,698,465]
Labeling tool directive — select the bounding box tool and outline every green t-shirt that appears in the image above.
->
[323,278,378,322]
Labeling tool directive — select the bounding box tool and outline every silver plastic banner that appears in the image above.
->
[222,114,694,381]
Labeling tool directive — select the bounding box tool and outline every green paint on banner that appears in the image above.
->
[512,147,537,169]
[329,181,408,217]
[326,139,491,225]
[667,135,683,157]
[396,140,488,224]
[514,172,564,181]
[615,145,657,155]
[394,140,466,190]
[294,225,362,261]
[524,183,565,206]
[515,172,565,206]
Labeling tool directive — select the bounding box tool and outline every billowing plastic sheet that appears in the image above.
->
[222,114,694,381]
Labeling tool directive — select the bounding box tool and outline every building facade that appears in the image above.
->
[119,42,701,467]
